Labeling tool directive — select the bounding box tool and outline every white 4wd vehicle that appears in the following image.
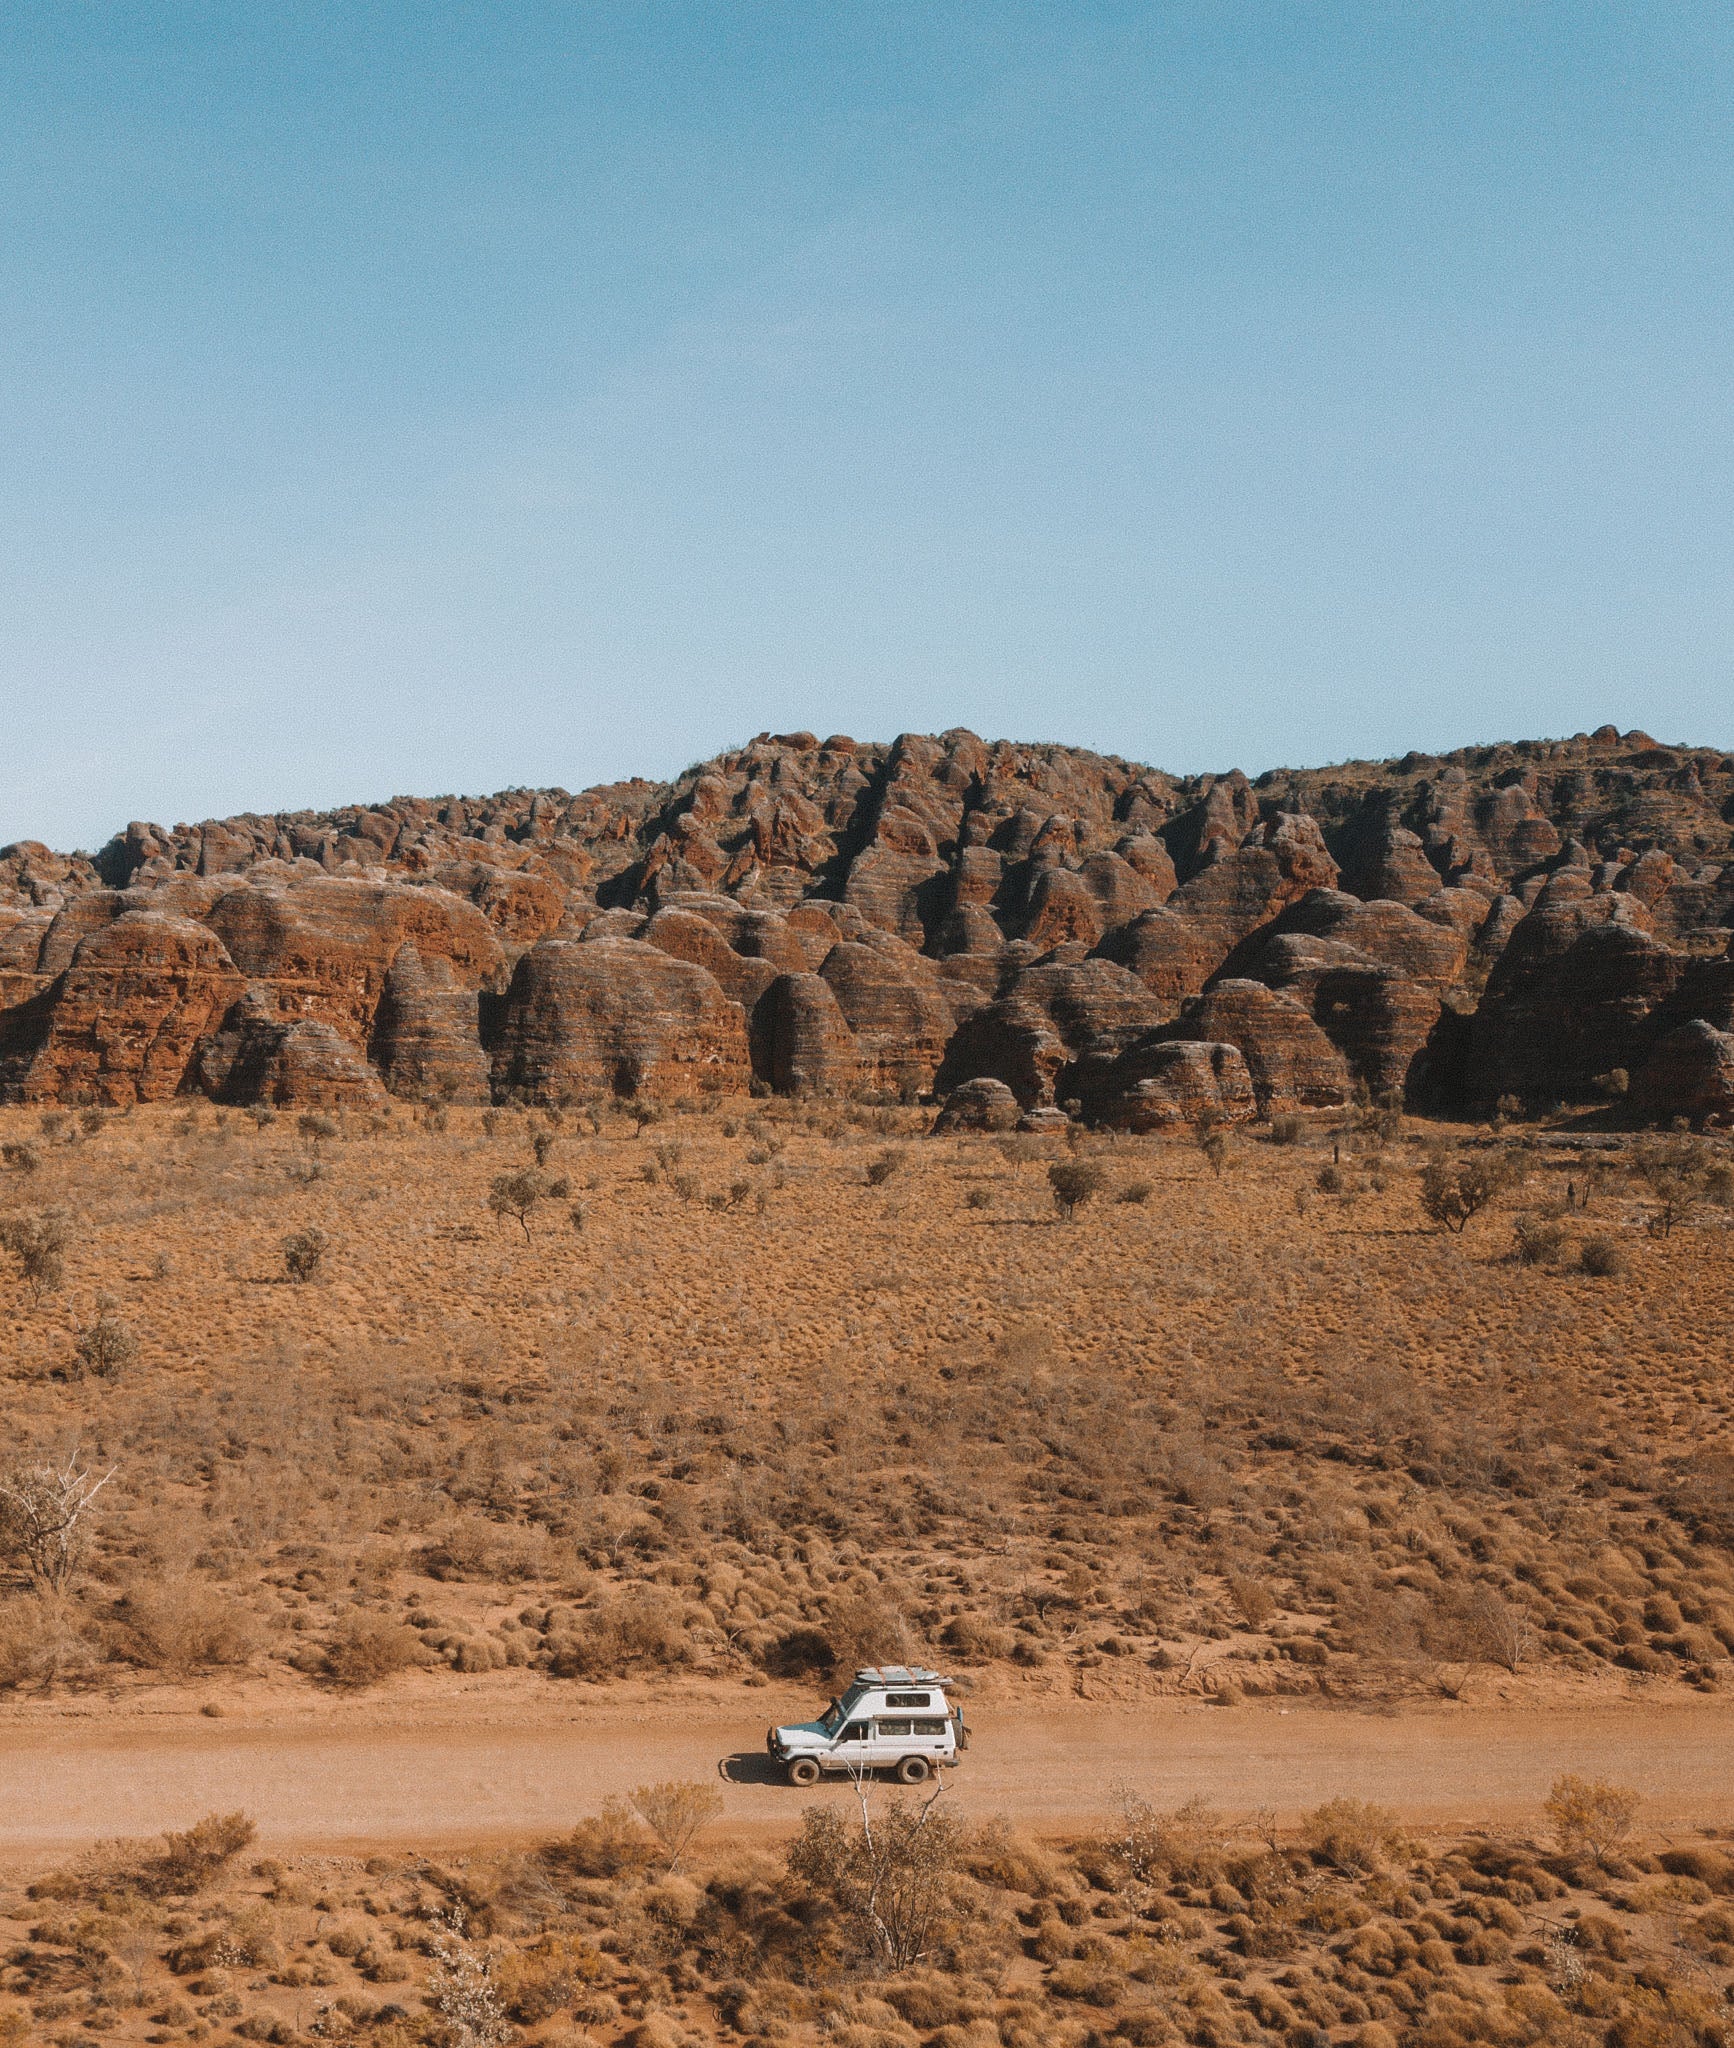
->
[768,1665,967,1786]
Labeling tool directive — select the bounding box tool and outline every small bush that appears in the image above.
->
[1267,1114,1304,1146]
[546,1799,658,1880]
[1513,1213,1568,1266]
[1302,1798,1404,1874]
[0,1592,101,1691]
[283,1226,329,1283]
[324,1614,426,1688]
[1544,1773,1639,1868]
[1580,1233,1626,1278]
[0,1209,69,1298]
[1,1140,40,1174]
[1226,1574,1277,1629]
[121,1580,257,1675]
[629,1779,723,1871]
[1049,1159,1107,1217]
[866,1148,905,1187]
[73,1309,138,1381]
[1115,1179,1154,1204]
[1418,1147,1517,1232]
[963,1184,994,1210]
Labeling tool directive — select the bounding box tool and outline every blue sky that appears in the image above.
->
[3,3,1731,851]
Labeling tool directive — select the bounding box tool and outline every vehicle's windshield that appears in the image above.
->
[820,1684,864,1734]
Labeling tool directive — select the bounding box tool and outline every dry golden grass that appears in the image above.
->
[0,1096,1731,1712]
[3,1787,1734,2047]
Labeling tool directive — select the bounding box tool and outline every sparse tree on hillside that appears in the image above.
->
[0,1449,116,1591]
[0,1209,69,1299]
[1048,1159,1106,1218]
[283,1226,329,1282]
[488,1168,546,1242]
[1417,1148,1517,1232]
[1632,1135,1733,1237]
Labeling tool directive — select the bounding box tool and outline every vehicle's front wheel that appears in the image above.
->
[896,1755,931,1784]
[787,1756,821,1787]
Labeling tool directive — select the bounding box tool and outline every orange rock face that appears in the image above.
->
[490,938,752,1103]
[22,912,244,1105]
[3,725,1734,1116]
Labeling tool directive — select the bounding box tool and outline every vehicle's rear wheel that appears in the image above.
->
[896,1755,931,1784]
[787,1757,821,1787]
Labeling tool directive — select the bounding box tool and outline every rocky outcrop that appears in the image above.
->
[21,912,244,1105]
[205,877,505,1049]
[936,958,1168,1108]
[1224,889,1468,993]
[930,1076,1022,1133]
[491,937,752,1103]
[817,937,956,1097]
[1078,1038,1257,1132]
[1631,1021,1734,1128]
[643,907,780,1010]
[1469,897,1685,1104]
[370,945,490,1102]
[1165,813,1339,965]
[1092,908,1220,1016]
[6,725,1734,1116]
[199,989,387,1108]
[750,972,859,1096]
[1169,980,1352,1114]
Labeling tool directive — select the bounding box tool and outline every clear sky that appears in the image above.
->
[3,3,1732,853]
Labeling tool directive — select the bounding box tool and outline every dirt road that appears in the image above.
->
[3,1697,1731,1862]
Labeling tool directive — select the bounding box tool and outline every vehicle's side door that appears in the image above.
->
[834,1719,872,1765]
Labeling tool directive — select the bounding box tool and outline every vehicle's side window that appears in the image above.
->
[913,1718,948,1735]
[875,1719,912,1738]
[840,1721,869,1742]
[886,1692,931,1708]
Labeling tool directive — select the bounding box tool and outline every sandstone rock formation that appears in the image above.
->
[21,911,243,1105]
[1469,896,1685,1104]
[750,973,859,1096]
[3,723,1732,1117]
[1078,1038,1257,1132]
[1631,1021,1734,1128]
[491,938,752,1103]
[930,1076,1022,1133]
[1168,980,1352,1114]
[936,957,1167,1108]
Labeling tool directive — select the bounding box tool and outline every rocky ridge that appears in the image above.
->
[3,723,1732,1124]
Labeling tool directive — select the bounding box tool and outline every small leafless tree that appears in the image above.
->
[1632,1136,1733,1237]
[1544,1773,1640,1870]
[629,1778,723,1872]
[786,1772,967,1970]
[0,1449,117,1591]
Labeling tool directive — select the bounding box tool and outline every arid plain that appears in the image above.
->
[2,1090,1733,2046]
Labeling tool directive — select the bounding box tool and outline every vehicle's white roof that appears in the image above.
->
[852,1666,945,1685]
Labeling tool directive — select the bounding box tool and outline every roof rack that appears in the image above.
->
[853,1666,943,1685]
